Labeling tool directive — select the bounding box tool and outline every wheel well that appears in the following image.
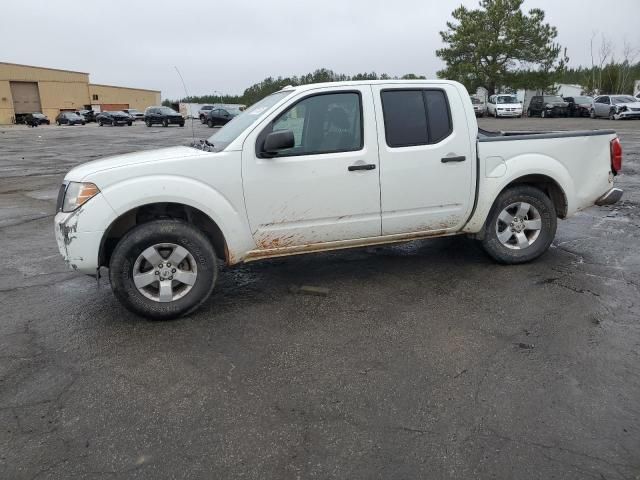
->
[502,175,568,218]
[99,203,228,268]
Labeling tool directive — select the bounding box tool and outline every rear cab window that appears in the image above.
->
[380,89,452,147]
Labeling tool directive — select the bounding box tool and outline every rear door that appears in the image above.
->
[371,84,475,235]
[487,95,495,115]
[242,85,382,248]
[595,96,610,117]
[530,97,541,115]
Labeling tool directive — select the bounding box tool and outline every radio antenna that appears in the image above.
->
[174,66,196,145]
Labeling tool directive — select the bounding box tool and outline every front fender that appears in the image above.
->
[464,153,574,233]
[99,175,256,261]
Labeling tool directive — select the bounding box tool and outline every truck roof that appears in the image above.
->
[281,79,463,93]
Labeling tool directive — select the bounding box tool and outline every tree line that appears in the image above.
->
[163,69,425,107]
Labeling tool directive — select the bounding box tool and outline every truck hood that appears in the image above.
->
[66,146,209,182]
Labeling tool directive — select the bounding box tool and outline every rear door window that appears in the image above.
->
[381,89,452,147]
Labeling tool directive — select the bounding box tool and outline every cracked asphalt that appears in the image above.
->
[1,117,639,479]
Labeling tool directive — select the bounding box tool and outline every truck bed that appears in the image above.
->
[478,128,616,141]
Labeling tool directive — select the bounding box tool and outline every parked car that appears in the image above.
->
[23,113,50,125]
[470,96,486,117]
[77,109,96,123]
[96,111,133,126]
[54,80,623,319]
[55,112,85,126]
[206,107,241,127]
[144,106,185,127]
[527,95,569,118]
[563,96,593,117]
[123,109,144,121]
[487,94,523,117]
[591,95,640,120]
[198,105,215,123]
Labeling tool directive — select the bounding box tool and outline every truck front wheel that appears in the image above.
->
[480,185,557,264]
[109,220,217,320]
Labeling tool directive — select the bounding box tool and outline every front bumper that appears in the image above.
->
[616,110,640,119]
[496,110,522,117]
[54,193,117,275]
[595,188,623,206]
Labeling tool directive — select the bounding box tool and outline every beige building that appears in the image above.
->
[0,62,161,124]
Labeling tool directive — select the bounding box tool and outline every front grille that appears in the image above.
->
[56,183,68,212]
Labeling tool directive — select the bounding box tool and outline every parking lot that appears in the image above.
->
[1,117,639,479]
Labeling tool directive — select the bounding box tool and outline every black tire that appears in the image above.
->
[146,119,152,127]
[527,109,532,117]
[200,116,206,124]
[128,122,132,126]
[179,122,185,127]
[109,220,218,320]
[111,119,116,126]
[609,109,616,120]
[480,185,557,265]
[162,119,169,127]
[207,119,214,128]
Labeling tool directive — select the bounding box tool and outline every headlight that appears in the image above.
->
[61,182,100,212]
[545,104,553,108]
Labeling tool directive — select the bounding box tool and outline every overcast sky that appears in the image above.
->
[4,0,639,99]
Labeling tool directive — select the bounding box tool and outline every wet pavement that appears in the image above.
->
[1,118,639,479]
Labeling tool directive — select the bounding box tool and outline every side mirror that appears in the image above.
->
[263,130,294,155]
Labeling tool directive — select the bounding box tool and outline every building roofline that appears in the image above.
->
[89,83,161,93]
[0,61,89,75]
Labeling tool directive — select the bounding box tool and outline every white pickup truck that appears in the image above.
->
[54,80,623,319]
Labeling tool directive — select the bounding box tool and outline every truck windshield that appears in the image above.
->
[543,96,564,103]
[497,96,518,104]
[207,90,293,151]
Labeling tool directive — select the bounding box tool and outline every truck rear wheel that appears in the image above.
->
[109,220,217,320]
[481,185,556,264]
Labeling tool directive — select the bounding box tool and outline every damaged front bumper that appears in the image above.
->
[54,192,116,275]
[595,188,623,206]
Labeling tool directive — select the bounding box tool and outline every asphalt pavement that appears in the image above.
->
[1,117,639,479]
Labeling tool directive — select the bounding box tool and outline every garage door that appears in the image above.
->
[10,82,41,114]
[101,103,129,111]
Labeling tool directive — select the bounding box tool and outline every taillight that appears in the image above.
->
[610,137,622,174]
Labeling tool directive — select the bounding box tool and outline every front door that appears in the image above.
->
[242,86,382,249]
[371,84,475,235]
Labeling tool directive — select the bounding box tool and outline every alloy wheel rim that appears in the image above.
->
[132,243,198,302]
[495,202,542,250]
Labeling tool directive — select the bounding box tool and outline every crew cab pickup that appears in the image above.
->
[54,80,623,319]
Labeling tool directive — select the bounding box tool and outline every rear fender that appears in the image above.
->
[464,153,574,233]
